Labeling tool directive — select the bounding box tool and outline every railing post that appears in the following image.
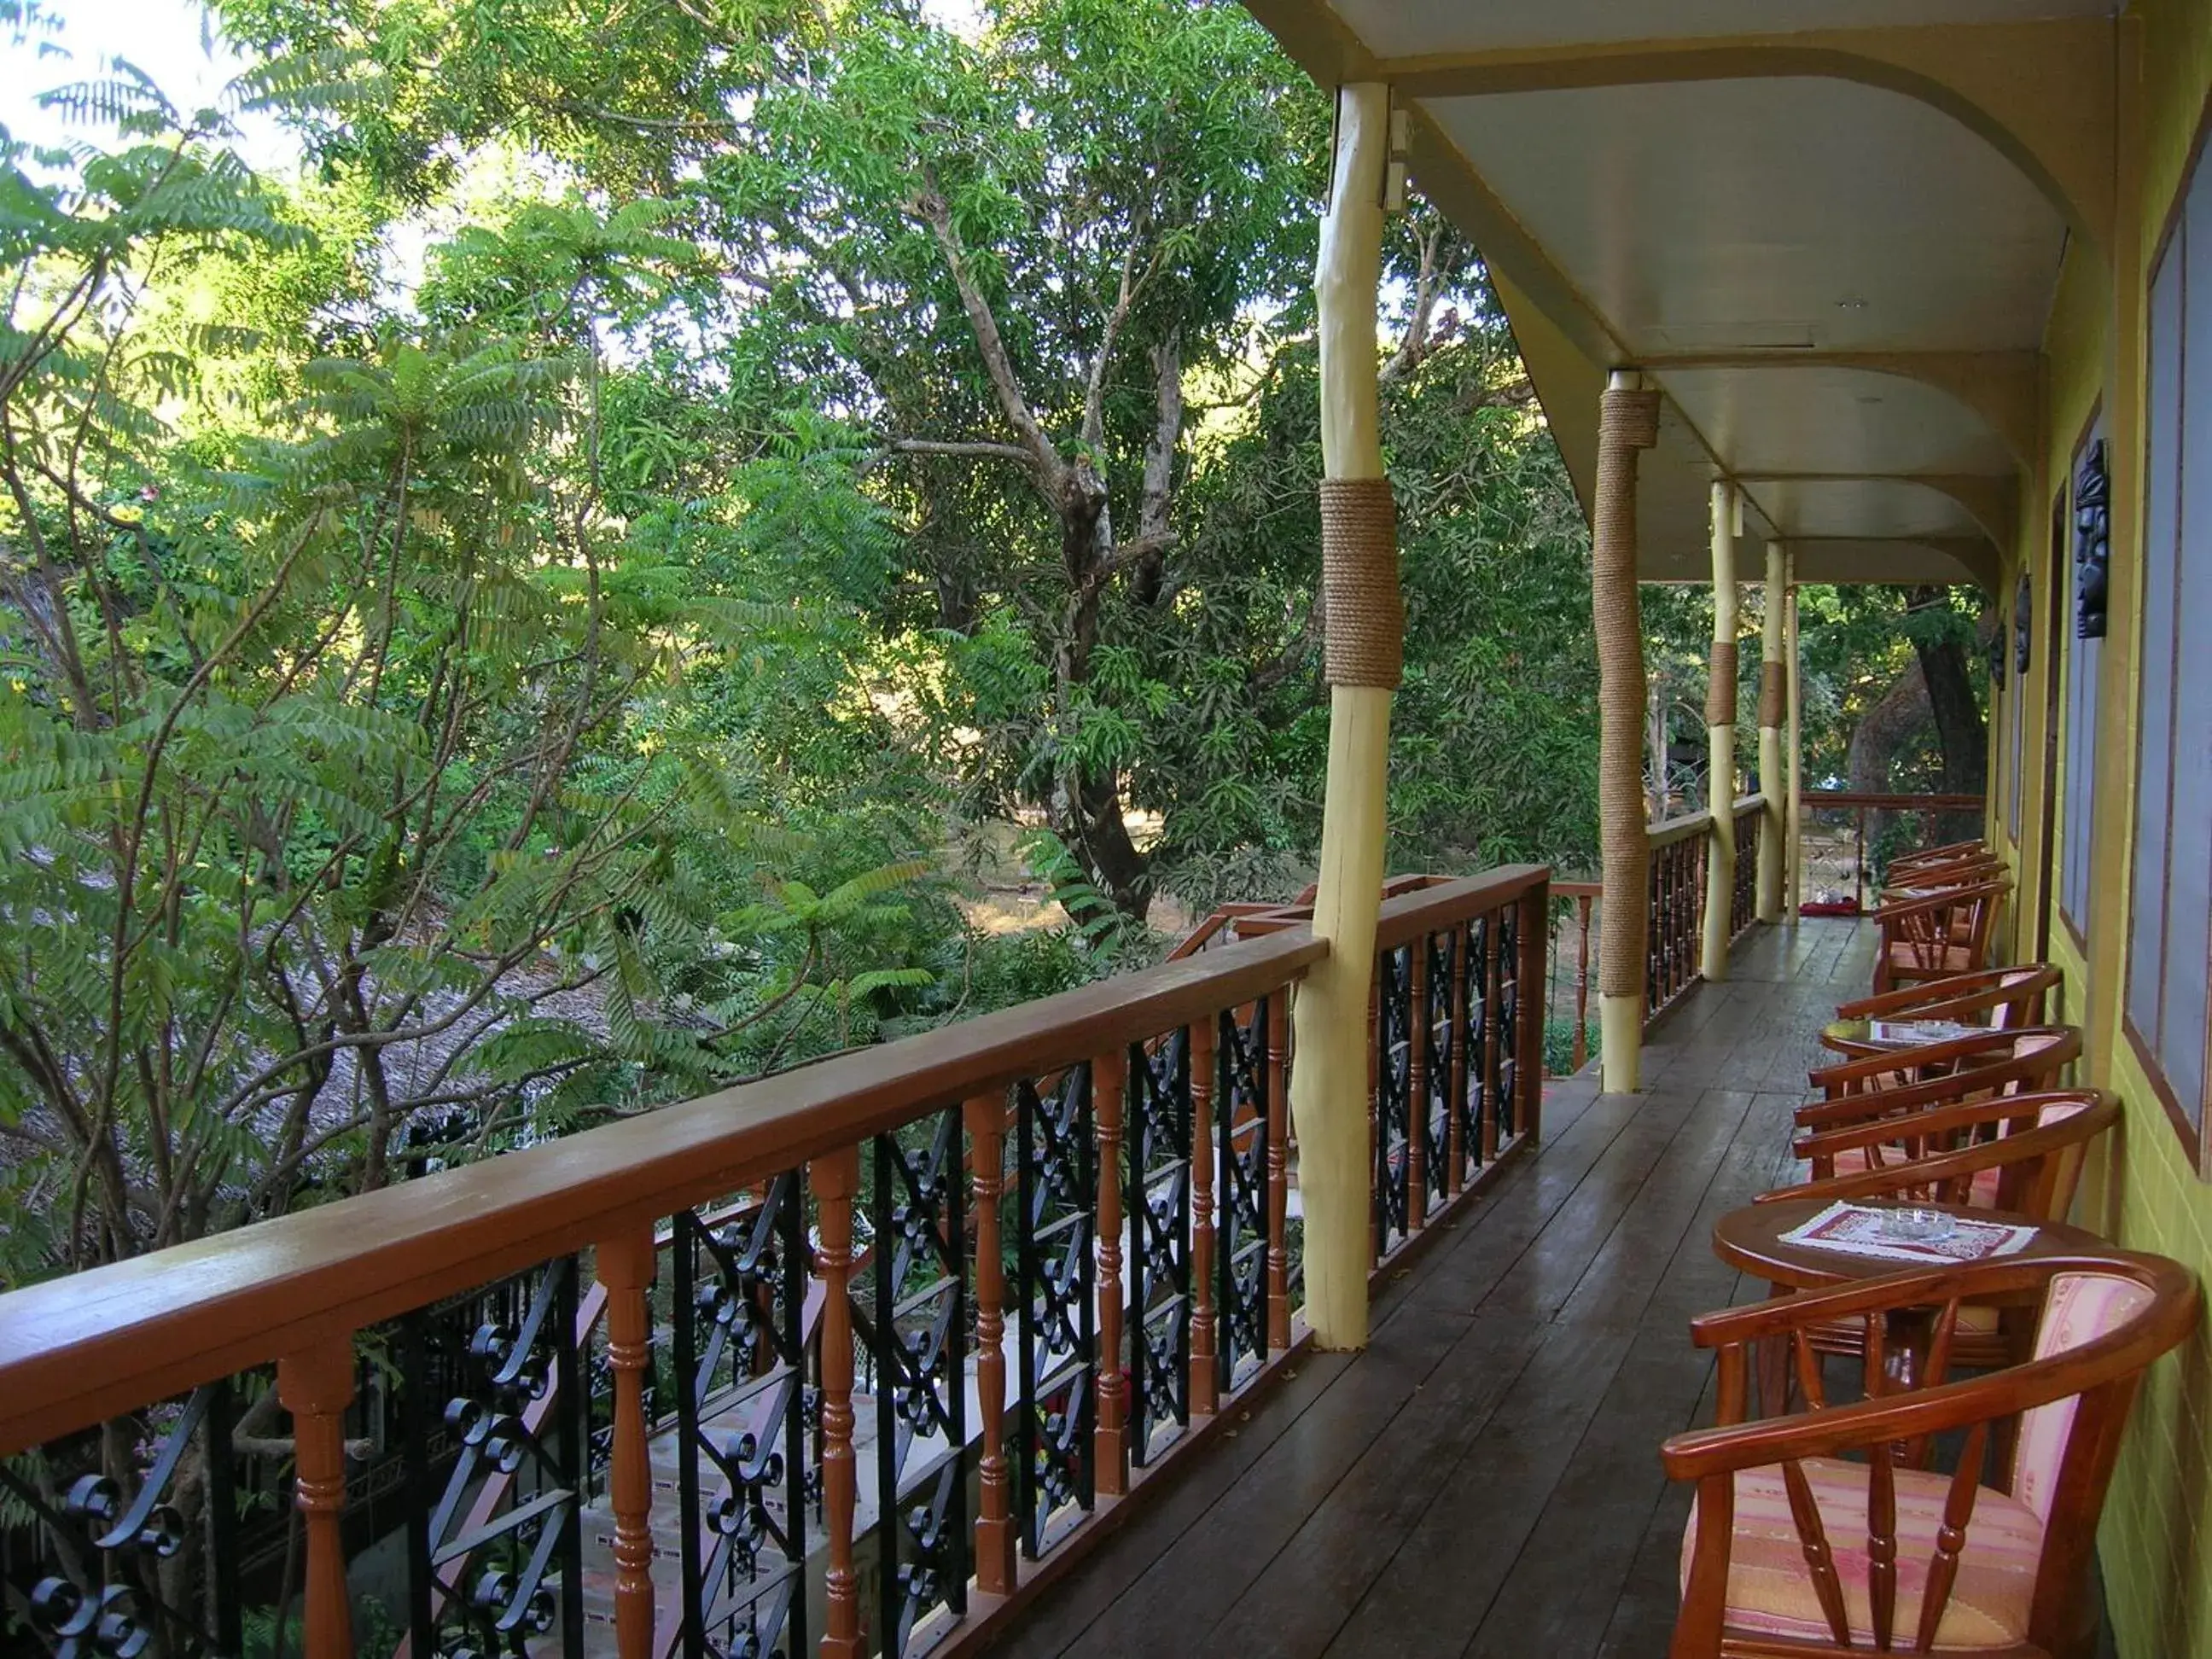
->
[1265,994,1292,1352]
[1094,1047,1131,1493]
[1785,572,1802,924]
[597,1225,657,1659]
[813,1144,864,1659]
[1188,1016,1219,1417]
[1518,884,1548,1142]
[1445,925,1469,1190]
[966,1094,1017,1594]
[1757,542,1787,923]
[1573,894,1592,1072]
[1405,941,1428,1228]
[277,1336,357,1659]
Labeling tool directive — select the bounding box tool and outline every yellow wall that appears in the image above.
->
[2034,5,2212,1651]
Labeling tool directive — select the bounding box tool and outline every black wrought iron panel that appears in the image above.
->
[1420,934,1454,1214]
[672,1173,812,1658]
[0,1381,248,1658]
[1126,1029,1190,1464]
[1215,1000,1270,1387]
[865,1109,967,1656]
[402,1256,587,1657]
[1372,945,1414,1255]
[1015,1065,1095,1557]
[1463,914,1493,1183]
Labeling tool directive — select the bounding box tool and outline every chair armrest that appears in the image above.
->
[1788,1088,2110,1164]
[1765,1093,2118,1202]
[1807,1026,2020,1090]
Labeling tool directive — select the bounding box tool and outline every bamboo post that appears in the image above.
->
[597,1225,658,1659]
[1785,571,1804,924]
[965,1095,1017,1592]
[1288,79,1400,1350]
[1702,481,1740,981]
[1757,543,1787,922]
[1593,369,1662,1093]
[813,1145,863,1659]
[1188,1016,1220,1416]
[277,1337,357,1659]
[1093,1047,1130,1493]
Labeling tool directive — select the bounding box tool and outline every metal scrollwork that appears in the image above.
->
[1373,945,1414,1254]
[1215,1002,1270,1389]
[4,1382,244,1659]
[1421,935,1454,1208]
[1495,904,1522,1146]
[866,1109,967,1656]
[2075,437,2110,639]
[1127,1029,1190,1465]
[403,1258,586,1658]
[1016,1065,1096,1556]
[674,1173,811,1657]
[1461,916,1491,1183]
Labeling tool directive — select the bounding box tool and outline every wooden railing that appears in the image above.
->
[1731,795,1764,943]
[0,868,1550,1659]
[1646,811,1711,1019]
[1797,790,1984,912]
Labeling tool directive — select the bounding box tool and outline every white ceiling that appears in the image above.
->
[1330,0,2114,60]
[1653,364,2019,478]
[1426,80,2067,358]
[1743,477,1987,542]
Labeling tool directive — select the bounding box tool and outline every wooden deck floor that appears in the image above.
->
[992,917,1877,1659]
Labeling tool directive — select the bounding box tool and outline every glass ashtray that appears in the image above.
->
[1878,1207,1957,1243]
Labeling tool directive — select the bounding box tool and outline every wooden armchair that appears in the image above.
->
[1835,965,2062,1033]
[1872,881,2011,993]
[1665,1252,2199,1659]
[1804,1027,2080,1117]
[1885,839,1988,876]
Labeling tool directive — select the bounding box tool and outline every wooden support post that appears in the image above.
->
[1444,927,1468,1193]
[1093,1047,1130,1492]
[1786,571,1803,925]
[597,1225,658,1659]
[1593,369,1662,1093]
[1188,1016,1220,1417]
[1702,480,1741,981]
[1264,996,1292,1352]
[1405,942,1428,1227]
[965,1095,1017,1593]
[1757,543,1787,923]
[1517,888,1548,1142]
[1287,79,1398,1353]
[277,1337,357,1659]
[813,1145,864,1659]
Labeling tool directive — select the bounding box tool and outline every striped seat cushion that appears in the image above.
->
[1681,1457,2043,1649]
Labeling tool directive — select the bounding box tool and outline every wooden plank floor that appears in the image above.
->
[992,917,1877,1659]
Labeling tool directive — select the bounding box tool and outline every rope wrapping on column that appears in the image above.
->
[1593,387,1661,1003]
[1318,476,1404,689]
[1758,661,1786,729]
[1705,638,1739,727]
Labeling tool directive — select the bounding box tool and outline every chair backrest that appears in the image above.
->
[2012,1271,2161,1522]
[1834,963,2062,1031]
[1879,881,2011,975]
[1887,838,1988,876]
[1784,1088,2116,1219]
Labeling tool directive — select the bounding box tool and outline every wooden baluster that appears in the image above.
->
[1779,1459,1853,1645]
[1094,1048,1130,1493]
[277,1337,357,1659]
[1188,1016,1219,1417]
[1517,889,1547,1143]
[597,1225,657,1659]
[1573,894,1592,1072]
[1264,993,1291,1352]
[1867,1442,1899,1646]
[1405,941,1429,1228]
[1445,925,1469,1193]
[813,1144,864,1659]
[966,1093,1018,1594]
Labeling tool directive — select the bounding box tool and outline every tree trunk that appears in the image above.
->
[1846,660,1931,858]
[1912,609,1988,798]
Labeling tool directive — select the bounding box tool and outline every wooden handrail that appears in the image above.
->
[1371,864,1548,950]
[1802,789,1982,811]
[1648,810,1714,851]
[0,927,1326,1454]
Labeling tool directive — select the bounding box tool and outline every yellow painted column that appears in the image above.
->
[1785,569,1803,925]
[1756,544,1787,922]
[1288,81,1399,1352]
[1593,370,1662,1093]
[1701,480,1741,981]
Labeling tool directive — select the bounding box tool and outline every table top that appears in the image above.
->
[1713,1196,2120,1291]
[1818,1015,1990,1058]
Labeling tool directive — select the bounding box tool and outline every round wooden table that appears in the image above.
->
[1714,1196,2119,1399]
